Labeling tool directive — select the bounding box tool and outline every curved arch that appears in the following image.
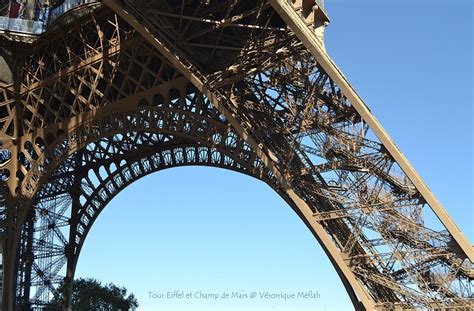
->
[25,132,365,310]
[12,56,368,311]
[14,83,365,310]
[12,83,275,306]
[18,82,272,232]
[69,140,274,278]
[23,106,267,196]
[73,137,271,258]
[23,132,272,306]
[15,82,277,302]
[11,88,372,311]
[62,136,363,311]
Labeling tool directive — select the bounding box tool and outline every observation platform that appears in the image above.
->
[0,0,99,41]
[0,0,329,41]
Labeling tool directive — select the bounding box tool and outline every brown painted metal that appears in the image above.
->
[0,1,472,310]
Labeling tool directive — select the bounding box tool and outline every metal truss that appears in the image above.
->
[0,0,472,310]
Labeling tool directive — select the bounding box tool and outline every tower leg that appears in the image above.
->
[62,237,76,311]
[62,269,74,311]
[62,182,81,311]
[2,234,17,310]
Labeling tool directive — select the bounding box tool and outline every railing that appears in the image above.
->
[49,0,97,25]
[0,0,97,36]
[0,16,46,35]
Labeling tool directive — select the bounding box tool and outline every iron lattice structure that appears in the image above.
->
[0,0,472,310]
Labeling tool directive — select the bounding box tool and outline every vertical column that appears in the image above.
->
[62,195,78,311]
[1,196,18,311]
[17,207,35,309]
[62,151,82,311]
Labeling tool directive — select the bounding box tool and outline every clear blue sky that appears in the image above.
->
[75,1,473,310]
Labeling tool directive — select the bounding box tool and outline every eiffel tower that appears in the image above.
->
[0,0,472,310]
